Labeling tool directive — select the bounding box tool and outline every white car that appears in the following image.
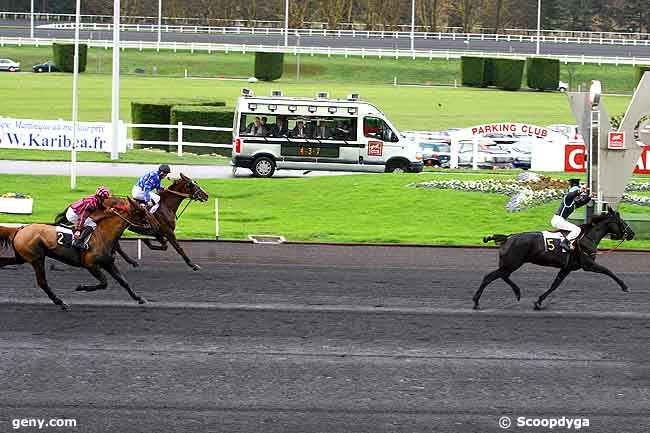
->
[0,58,20,72]
[458,139,514,169]
[558,80,569,92]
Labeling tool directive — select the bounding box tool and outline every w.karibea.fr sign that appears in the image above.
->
[565,144,650,174]
[0,117,126,153]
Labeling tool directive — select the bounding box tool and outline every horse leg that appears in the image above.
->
[501,276,522,301]
[166,234,200,271]
[75,265,108,292]
[582,261,629,292]
[534,269,571,310]
[113,241,139,268]
[142,238,169,251]
[473,268,507,309]
[102,261,146,304]
[31,258,68,310]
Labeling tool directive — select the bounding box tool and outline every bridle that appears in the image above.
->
[165,181,206,219]
[108,207,154,229]
[595,216,632,256]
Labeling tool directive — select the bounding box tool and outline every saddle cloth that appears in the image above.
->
[55,226,74,248]
[541,231,567,254]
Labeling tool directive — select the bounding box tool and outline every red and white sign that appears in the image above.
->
[608,132,625,149]
[564,143,650,174]
[368,141,383,156]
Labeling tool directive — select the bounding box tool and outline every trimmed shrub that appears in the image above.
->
[131,98,225,150]
[170,105,234,156]
[483,58,496,87]
[52,43,87,73]
[634,65,650,87]
[526,57,560,90]
[254,52,284,81]
[493,58,525,91]
[460,56,485,87]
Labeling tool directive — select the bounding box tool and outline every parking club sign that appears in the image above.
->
[608,131,625,149]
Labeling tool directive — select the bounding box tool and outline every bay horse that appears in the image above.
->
[473,208,635,310]
[113,173,209,270]
[1,197,157,310]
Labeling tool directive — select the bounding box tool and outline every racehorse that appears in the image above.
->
[1,197,157,310]
[473,207,635,310]
[113,173,209,270]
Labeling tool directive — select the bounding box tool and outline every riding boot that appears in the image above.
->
[72,226,94,250]
[560,238,573,252]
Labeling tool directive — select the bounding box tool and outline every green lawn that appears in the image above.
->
[0,45,639,92]
[1,172,649,248]
[0,73,632,132]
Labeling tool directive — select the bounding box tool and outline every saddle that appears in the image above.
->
[542,229,585,254]
[54,226,76,248]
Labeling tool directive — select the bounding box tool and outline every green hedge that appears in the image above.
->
[483,58,496,87]
[526,57,560,90]
[52,43,87,73]
[254,52,284,81]
[493,58,525,90]
[634,65,650,87]
[460,56,486,87]
[170,105,234,156]
[131,98,225,150]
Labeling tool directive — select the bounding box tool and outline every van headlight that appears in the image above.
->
[415,152,423,161]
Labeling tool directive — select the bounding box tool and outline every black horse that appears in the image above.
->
[473,207,635,310]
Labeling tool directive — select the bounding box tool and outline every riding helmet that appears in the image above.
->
[95,186,110,199]
[158,164,171,174]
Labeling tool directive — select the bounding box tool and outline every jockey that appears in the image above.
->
[66,186,111,250]
[132,164,170,213]
[551,179,592,251]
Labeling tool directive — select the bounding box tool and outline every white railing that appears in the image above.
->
[125,122,232,157]
[2,36,649,66]
[34,22,650,47]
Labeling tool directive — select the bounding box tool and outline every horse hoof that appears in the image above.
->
[515,294,521,301]
[534,301,542,310]
[137,297,147,304]
[131,262,140,268]
[191,264,201,271]
[622,287,629,293]
[60,303,69,311]
[75,285,84,292]
[473,303,480,310]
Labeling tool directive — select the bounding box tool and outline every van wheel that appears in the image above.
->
[252,157,275,178]
[386,160,408,173]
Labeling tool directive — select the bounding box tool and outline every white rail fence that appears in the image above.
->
[4,11,650,40]
[2,36,650,66]
[125,122,232,157]
[34,22,650,47]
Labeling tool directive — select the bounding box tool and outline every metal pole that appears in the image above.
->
[284,0,289,47]
[296,34,300,80]
[410,0,415,52]
[157,0,162,46]
[536,0,541,55]
[70,0,82,190]
[30,0,34,39]
[110,0,121,160]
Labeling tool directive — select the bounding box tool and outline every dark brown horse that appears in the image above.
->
[473,208,635,310]
[1,197,157,310]
[114,173,209,270]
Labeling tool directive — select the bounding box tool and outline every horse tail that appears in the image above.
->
[53,207,68,225]
[0,226,18,250]
[483,234,510,245]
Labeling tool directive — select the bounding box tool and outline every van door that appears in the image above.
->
[361,116,399,172]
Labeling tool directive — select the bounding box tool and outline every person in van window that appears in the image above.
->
[313,120,333,139]
[260,117,270,136]
[334,121,352,140]
[246,117,264,136]
[271,116,288,137]
[291,120,308,138]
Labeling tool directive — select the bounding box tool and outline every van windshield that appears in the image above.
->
[239,113,357,141]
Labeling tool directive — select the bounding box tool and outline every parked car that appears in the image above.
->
[548,124,583,143]
[558,80,569,92]
[502,141,532,170]
[32,60,59,73]
[458,139,513,169]
[420,141,451,167]
[0,58,20,72]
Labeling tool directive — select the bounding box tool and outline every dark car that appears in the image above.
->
[420,142,451,167]
[32,61,59,73]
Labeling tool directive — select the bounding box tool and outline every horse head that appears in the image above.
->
[604,206,635,241]
[168,173,209,202]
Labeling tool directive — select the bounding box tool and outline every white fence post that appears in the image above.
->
[137,238,142,260]
[214,197,219,240]
[177,122,183,156]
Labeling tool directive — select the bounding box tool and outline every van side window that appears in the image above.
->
[363,117,398,142]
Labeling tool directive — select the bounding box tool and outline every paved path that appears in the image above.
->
[0,242,648,432]
[0,160,360,179]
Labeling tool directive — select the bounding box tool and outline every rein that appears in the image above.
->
[109,207,151,229]
[596,238,626,256]
[163,187,198,220]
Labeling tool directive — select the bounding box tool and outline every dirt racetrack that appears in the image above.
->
[1,241,649,432]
